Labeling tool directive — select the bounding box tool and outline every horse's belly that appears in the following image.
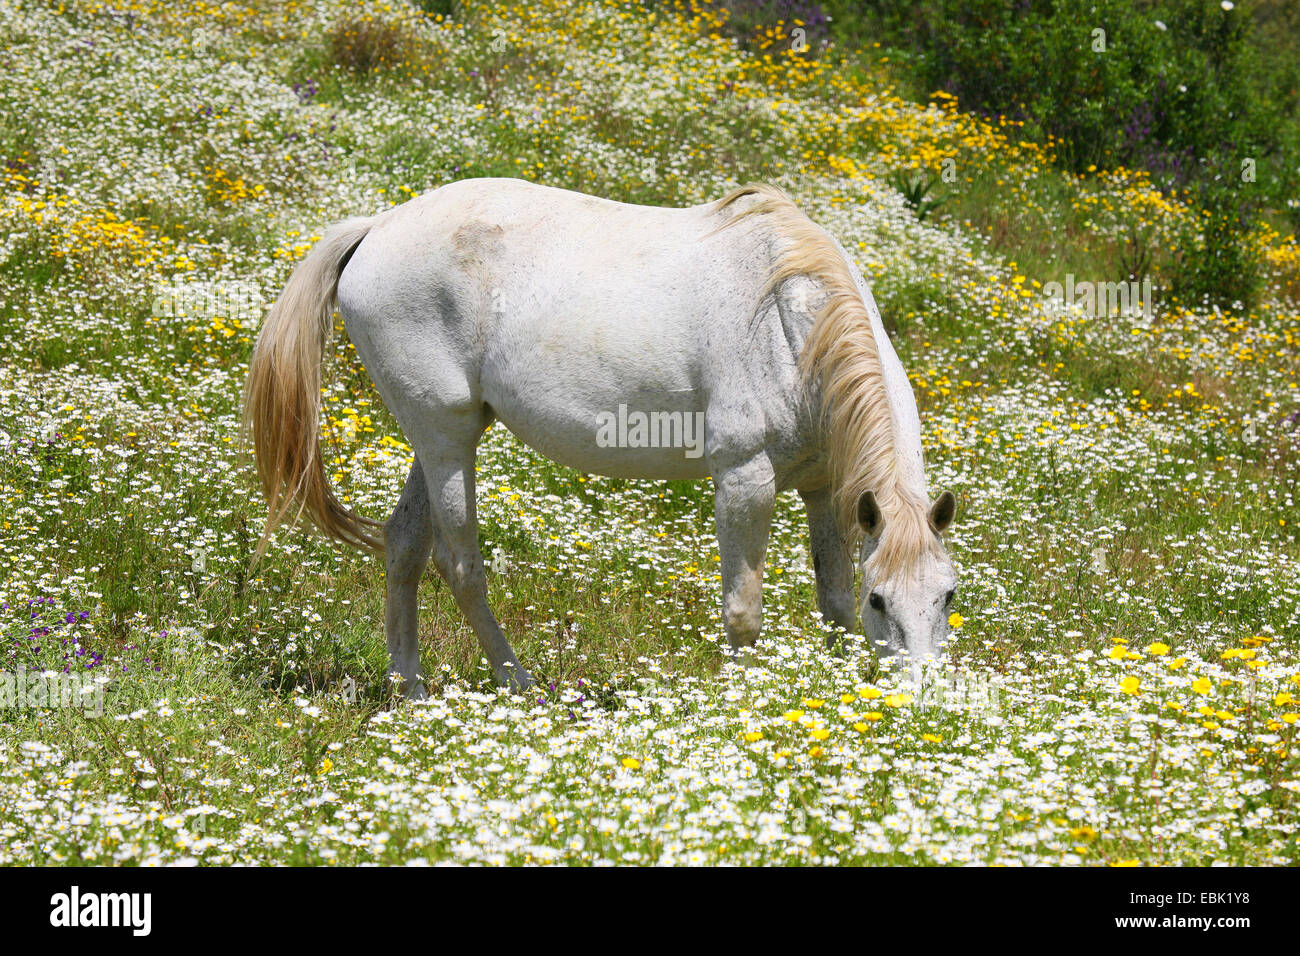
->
[480,300,715,478]
[489,395,713,480]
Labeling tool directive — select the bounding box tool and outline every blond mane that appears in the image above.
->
[712,183,941,581]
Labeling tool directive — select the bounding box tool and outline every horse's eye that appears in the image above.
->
[944,589,956,607]
[868,592,885,613]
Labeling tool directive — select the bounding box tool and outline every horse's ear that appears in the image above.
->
[857,490,883,537]
[930,491,956,533]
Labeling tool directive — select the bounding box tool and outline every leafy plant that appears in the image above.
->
[890,169,947,222]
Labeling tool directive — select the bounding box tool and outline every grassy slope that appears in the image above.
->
[0,0,1297,864]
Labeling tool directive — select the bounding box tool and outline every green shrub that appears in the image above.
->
[1171,178,1264,310]
[788,0,1299,306]
[815,0,1298,227]
[834,4,1274,171]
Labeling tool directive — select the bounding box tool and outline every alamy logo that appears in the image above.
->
[1042,274,1154,319]
[49,886,151,936]
[0,665,103,717]
[150,279,266,328]
[594,404,706,459]
[915,668,1002,715]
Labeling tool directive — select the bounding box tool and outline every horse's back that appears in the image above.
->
[339,178,749,342]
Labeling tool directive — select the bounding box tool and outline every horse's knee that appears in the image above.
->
[724,600,762,647]
[386,517,431,582]
[437,552,486,599]
[387,468,433,581]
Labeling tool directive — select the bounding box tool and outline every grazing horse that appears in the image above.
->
[245,179,957,696]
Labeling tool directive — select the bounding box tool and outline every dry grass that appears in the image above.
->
[328,15,427,74]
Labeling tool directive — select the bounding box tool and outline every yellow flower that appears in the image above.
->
[1119,676,1140,696]
[1069,825,1098,841]
[1191,677,1212,695]
[859,686,882,700]
[1145,642,1170,656]
[884,693,914,708]
[1275,692,1294,706]
[783,709,804,722]
[853,721,870,732]
[948,612,964,628]
[1108,645,1129,661]
[318,758,333,774]
[743,731,763,742]
[1283,713,1300,725]
[921,733,943,743]
[810,728,830,741]
[802,698,825,709]
[621,757,641,770]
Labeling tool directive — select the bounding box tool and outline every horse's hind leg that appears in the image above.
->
[419,434,533,692]
[386,457,434,699]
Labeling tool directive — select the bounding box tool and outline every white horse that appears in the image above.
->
[245,179,957,696]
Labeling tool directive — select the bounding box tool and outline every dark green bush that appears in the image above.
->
[1171,176,1264,309]
[825,1,1294,190]
[802,0,1299,308]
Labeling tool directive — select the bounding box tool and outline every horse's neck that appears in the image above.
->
[832,242,930,499]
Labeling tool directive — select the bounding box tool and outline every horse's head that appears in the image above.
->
[855,489,958,680]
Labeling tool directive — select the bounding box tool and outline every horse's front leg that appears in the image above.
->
[799,486,858,647]
[712,453,776,663]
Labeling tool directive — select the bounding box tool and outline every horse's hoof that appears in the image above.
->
[499,668,534,694]
[388,670,428,701]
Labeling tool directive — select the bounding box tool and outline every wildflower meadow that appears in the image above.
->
[0,0,1297,880]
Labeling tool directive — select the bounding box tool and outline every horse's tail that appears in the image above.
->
[243,216,384,561]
